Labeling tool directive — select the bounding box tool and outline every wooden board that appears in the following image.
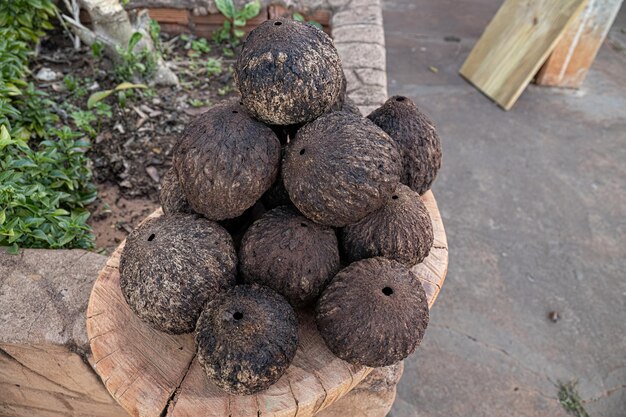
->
[460,0,588,110]
[536,0,623,88]
[87,191,448,417]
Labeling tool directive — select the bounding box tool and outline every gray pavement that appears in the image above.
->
[382,1,626,416]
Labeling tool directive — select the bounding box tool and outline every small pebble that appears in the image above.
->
[145,166,160,183]
[35,67,61,81]
[548,311,560,323]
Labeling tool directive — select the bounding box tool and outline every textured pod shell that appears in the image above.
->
[239,206,341,307]
[119,214,237,334]
[195,284,298,394]
[329,70,348,112]
[341,184,433,265]
[340,97,361,116]
[316,257,429,367]
[367,96,442,195]
[283,111,402,227]
[159,168,193,215]
[235,18,343,125]
[173,99,281,220]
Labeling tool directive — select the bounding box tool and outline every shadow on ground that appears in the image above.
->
[383,1,626,416]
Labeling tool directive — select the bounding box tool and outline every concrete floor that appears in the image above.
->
[382,1,626,417]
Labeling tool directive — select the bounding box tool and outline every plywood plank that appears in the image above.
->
[460,0,588,110]
[536,0,623,88]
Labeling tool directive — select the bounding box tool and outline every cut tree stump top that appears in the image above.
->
[86,190,448,417]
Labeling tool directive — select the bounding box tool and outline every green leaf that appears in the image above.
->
[292,12,305,22]
[32,229,50,243]
[87,83,145,108]
[308,20,323,29]
[11,159,37,168]
[233,16,246,27]
[87,90,113,109]
[128,32,143,51]
[234,28,245,38]
[0,211,5,225]
[6,244,19,255]
[114,82,148,91]
[0,125,13,149]
[17,15,33,29]
[241,1,261,19]
[215,0,236,18]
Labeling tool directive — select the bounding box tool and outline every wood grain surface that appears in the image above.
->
[87,190,448,417]
[536,0,623,88]
[460,0,588,109]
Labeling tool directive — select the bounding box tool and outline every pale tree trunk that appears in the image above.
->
[62,0,178,86]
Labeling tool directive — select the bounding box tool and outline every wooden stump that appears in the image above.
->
[86,191,448,417]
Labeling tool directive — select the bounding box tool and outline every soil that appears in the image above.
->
[34,30,238,254]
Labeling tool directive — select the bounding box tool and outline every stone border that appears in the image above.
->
[0,1,389,415]
[331,0,388,115]
[273,0,389,113]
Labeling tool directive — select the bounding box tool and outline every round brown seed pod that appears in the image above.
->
[173,99,281,220]
[235,18,343,125]
[283,111,402,227]
[120,214,237,334]
[195,284,298,394]
[367,96,442,195]
[159,168,193,215]
[239,206,341,307]
[330,70,348,112]
[341,184,433,265]
[316,257,429,367]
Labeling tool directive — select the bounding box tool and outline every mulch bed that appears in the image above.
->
[34,30,238,253]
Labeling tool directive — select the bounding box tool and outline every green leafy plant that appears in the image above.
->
[70,110,97,137]
[189,98,212,108]
[218,85,233,96]
[117,90,130,108]
[0,34,57,140]
[63,74,88,98]
[93,102,112,119]
[206,58,223,76]
[190,38,211,57]
[292,12,323,29]
[115,32,157,82]
[558,381,590,417]
[148,19,162,54]
[0,125,97,253]
[91,41,104,59]
[0,0,98,253]
[0,37,29,91]
[11,83,58,138]
[0,0,56,44]
[213,0,261,45]
[63,74,79,92]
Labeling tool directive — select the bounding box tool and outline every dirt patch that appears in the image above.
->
[89,184,159,254]
[35,30,237,253]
